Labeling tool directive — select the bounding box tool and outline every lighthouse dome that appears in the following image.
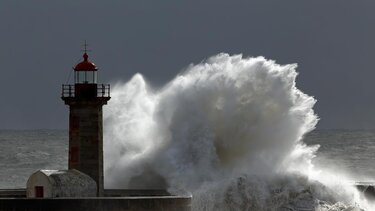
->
[74,53,98,71]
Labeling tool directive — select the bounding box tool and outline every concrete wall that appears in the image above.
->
[0,197,191,211]
[105,189,172,197]
[0,189,191,210]
[0,189,26,198]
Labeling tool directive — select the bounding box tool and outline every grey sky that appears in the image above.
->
[0,0,374,129]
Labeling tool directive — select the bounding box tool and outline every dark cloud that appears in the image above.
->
[0,0,373,129]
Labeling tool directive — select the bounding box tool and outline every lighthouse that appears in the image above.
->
[61,49,110,196]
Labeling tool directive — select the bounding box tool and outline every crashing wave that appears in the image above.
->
[104,54,373,210]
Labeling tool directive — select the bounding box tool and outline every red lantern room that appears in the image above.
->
[74,53,98,84]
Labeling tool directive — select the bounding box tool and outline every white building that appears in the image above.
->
[26,169,97,198]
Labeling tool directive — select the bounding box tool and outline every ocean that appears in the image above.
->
[306,129,375,183]
[0,129,373,188]
[0,130,67,189]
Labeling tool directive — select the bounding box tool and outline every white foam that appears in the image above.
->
[103,54,374,210]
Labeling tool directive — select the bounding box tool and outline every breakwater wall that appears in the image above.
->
[0,189,191,211]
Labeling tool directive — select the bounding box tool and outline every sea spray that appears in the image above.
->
[103,53,373,210]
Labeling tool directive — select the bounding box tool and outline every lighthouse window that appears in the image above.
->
[85,72,91,83]
[93,72,97,83]
[75,71,97,84]
[76,71,86,83]
[86,72,97,83]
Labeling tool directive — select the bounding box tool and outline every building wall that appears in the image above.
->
[26,172,52,198]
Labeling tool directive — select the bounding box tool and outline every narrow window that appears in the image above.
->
[70,146,79,163]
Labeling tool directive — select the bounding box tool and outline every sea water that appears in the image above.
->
[0,130,67,188]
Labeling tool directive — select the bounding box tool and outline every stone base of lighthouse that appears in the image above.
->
[63,98,109,197]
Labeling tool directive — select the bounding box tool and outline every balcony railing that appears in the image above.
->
[97,84,111,97]
[62,84,110,98]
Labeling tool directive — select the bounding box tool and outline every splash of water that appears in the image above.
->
[104,53,373,210]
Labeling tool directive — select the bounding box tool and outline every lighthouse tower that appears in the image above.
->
[61,49,110,196]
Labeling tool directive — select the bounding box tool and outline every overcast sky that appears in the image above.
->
[0,1,374,129]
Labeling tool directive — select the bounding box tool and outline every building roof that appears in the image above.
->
[40,169,96,188]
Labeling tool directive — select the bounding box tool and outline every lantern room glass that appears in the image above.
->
[75,71,97,84]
